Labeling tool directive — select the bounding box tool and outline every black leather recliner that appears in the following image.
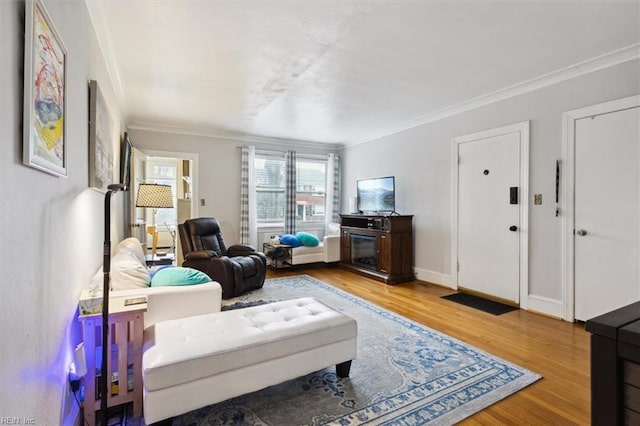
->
[178,217,266,299]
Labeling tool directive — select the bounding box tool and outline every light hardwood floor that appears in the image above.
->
[266,266,590,425]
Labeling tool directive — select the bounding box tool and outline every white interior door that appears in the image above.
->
[574,106,640,321]
[457,130,522,303]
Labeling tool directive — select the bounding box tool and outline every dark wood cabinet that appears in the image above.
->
[586,302,640,425]
[339,214,414,284]
[378,233,390,273]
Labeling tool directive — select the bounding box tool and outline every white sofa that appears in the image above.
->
[113,283,221,328]
[90,237,223,327]
[290,235,341,266]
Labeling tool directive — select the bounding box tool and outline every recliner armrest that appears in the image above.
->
[323,235,341,263]
[227,244,257,257]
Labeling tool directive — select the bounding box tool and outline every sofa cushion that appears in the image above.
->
[151,267,212,287]
[279,234,302,247]
[296,232,320,247]
[292,244,324,256]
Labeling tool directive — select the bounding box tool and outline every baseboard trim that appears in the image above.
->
[525,294,563,319]
[412,269,565,319]
[414,268,454,289]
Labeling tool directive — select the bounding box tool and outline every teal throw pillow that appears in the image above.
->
[279,234,302,247]
[150,267,212,287]
[296,232,320,247]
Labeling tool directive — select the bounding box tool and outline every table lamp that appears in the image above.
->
[135,183,174,256]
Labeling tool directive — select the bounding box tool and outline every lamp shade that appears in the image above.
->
[136,183,174,208]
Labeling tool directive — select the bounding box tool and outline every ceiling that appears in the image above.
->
[88,1,640,146]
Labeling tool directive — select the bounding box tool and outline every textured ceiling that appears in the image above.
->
[88,1,640,145]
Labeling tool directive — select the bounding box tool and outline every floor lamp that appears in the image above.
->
[135,183,174,257]
[102,183,126,425]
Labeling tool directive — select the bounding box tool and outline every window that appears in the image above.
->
[255,154,285,225]
[254,152,329,227]
[296,158,327,223]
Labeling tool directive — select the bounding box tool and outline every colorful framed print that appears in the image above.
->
[23,0,68,177]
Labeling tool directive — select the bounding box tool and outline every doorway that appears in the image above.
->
[452,122,529,305]
[129,149,200,264]
[563,96,640,321]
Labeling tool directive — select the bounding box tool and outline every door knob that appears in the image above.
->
[576,229,588,236]
[509,225,518,232]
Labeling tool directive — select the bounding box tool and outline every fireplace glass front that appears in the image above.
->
[351,233,377,270]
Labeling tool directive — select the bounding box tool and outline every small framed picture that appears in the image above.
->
[23,0,68,177]
[120,132,133,190]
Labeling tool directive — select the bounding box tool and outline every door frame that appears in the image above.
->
[561,95,640,321]
[451,121,530,308]
[138,149,200,219]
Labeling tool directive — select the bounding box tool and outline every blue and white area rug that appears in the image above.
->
[170,275,541,425]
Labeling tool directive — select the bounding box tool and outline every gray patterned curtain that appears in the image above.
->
[325,153,341,231]
[331,154,341,223]
[240,146,257,246]
[284,150,297,235]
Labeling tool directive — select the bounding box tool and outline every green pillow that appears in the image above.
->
[296,232,320,247]
[150,267,212,287]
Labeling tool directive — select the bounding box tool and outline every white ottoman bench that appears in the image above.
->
[142,297,357,424]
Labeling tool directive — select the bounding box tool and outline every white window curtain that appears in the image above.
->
[325,153,340,233]
[240,145,257,247]
[284,151,297,234]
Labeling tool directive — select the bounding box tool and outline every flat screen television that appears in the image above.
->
[357,176,395,213]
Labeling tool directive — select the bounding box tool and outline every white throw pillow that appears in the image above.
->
[116,237,146,266]
[327,223,340,236]
[110,251,150,290]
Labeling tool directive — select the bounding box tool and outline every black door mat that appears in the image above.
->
[441,292,518,315]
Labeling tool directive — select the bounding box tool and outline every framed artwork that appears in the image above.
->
[23,0,68,177]
[120,132,133,190]
[89,80,116,192]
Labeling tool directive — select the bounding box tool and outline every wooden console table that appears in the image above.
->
[79,296,146,425]
[339,214,414,284]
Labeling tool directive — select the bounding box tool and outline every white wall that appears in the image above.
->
[128,128,339,245]
[1,1,124,423]
[341,59,640,316]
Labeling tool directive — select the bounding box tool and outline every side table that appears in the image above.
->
[263,243,293,269]
[79,296,147,425]
[146,253,174,266]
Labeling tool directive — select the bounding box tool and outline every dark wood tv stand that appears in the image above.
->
[339,214,414,284]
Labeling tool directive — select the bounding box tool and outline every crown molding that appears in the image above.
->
[346,43,640,148]
[127,122,345,151]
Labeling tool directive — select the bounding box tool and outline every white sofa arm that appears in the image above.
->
[113,282,222,328]
[323,235,341,263]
